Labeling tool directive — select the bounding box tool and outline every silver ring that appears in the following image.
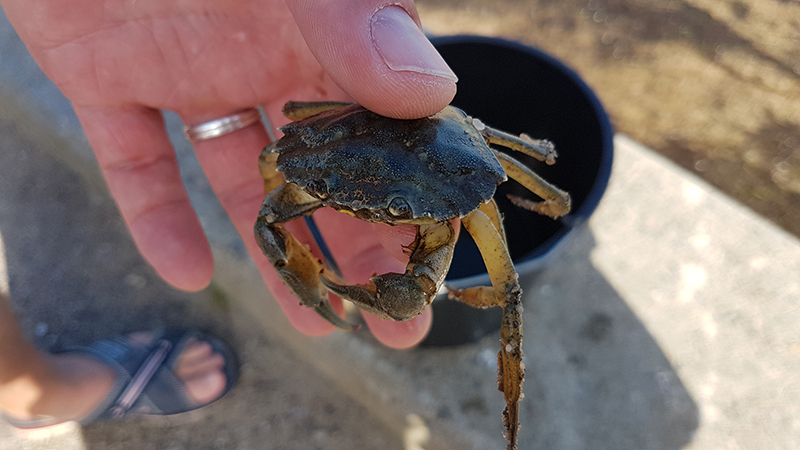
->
[184,108,261,141]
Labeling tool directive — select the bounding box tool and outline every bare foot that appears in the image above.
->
[2,332,228,423]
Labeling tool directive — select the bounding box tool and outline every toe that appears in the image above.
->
[173,340,228,404]
[176,351,225,380]
[183,370,227,405]
[176,339,213,365]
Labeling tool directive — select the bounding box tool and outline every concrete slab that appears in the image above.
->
[586,136,800,450]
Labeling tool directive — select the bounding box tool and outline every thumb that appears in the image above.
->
[286,0,457,119]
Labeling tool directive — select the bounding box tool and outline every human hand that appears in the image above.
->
[1,0,457,348]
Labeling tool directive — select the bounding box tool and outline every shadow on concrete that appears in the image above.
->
[520,225,699,449]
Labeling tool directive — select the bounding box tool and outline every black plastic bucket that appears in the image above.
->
[420,36,614,346]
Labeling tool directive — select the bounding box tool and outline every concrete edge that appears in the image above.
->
[613,134,800,247]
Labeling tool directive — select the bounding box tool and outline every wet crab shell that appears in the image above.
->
[275,104,507,224]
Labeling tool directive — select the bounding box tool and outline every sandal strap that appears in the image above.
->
[69,331,194,423]
[108,339,173,418]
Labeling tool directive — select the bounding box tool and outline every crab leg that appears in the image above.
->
[445,199,508,309]
[478,198,508,247]
[451,209,524,450]
[494,151,572,219]
[481,125,558,165]
[254,183,358,331]
[320,221,456,322]
[258,143,284,194]
[281,101,354,121]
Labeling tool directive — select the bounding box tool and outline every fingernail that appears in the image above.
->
[371,6,458,82]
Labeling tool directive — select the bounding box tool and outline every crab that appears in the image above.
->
[254,101,571,450]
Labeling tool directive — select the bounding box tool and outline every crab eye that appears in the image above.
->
[388,198,412,218]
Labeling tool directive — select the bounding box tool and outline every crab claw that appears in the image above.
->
[319,221,456,323]
[258,224,361,332]
[313,299,360,331]
[254,182,362,331]
[321,271,431,322]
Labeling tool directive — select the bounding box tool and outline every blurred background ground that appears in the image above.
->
[418,0,800,238]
